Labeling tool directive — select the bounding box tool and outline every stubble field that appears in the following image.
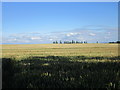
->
[2,43,119,60]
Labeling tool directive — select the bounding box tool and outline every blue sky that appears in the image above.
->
[2,2,118,44]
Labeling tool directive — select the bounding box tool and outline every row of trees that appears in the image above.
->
[109,41,120,43]
[53,40,120,44]
[53,40,89,44]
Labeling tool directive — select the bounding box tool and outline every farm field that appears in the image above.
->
[1,43,119,60]
[2,43,120,88]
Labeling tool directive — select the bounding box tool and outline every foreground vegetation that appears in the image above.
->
[2,44,120,88]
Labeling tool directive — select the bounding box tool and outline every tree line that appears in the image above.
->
[109,41,120,43]
[53,40,88,44]
[53,40,120,44]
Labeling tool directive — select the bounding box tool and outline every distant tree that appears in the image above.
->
[84,41,87,43]
[109,42,115,43]
[56,41,58,44]
[116,41,120,43]
[73,40,75,43]
[76,41,80,44]
[96,41,98,43]
[53,41,55,44]
[79,41,80,43]
[64,41,66,44]
[69,41,72,44]
[72,40,75,44]
[60,40,62,44]
[71,40,73,44]
[76,41,78,44]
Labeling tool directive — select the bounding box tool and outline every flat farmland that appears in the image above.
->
[2,43,119,60]
[2,43,120,88]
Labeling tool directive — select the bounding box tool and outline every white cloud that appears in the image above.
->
[2,26,118,44]
[31,37,41,40]
[49,39,53,41]
[89,33,96,36]
[66,32,81,37]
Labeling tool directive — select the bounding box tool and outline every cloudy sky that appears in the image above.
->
[2,2,118,44]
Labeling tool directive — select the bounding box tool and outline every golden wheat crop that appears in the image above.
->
[1,43,118,60]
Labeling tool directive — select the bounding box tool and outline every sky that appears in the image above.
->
[2,2,118,44]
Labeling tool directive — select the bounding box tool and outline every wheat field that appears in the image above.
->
[1,43,119,60]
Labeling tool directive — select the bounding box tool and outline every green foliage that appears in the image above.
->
[56,41,58,44]
[60,40,62,44]
[53,41,55,44]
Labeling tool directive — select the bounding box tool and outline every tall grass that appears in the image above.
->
[2,56,120,88]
